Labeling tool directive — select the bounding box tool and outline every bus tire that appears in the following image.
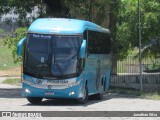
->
[77,84,88,104]
[27,97,43,104]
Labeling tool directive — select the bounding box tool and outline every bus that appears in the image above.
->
[17,18,111,104]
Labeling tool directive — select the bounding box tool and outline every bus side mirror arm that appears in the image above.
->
[79,40,86,58]
[17,37,26,56]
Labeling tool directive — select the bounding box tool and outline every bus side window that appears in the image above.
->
[83,30,87,40]
[98,33,103,54]
[88,31,93,54]
[105,33,111,54]
[99,33,111,54]
[88,31,98,54]
[93,32,99,54]
[83,30,88,54]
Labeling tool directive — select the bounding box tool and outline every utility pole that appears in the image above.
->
[138,0,142,91]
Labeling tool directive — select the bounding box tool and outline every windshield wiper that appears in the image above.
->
[36,64,48,68]
[54,59,64,76]
[35,64,50,77]
[52,38,64,76]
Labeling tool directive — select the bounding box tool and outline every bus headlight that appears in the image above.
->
[25,88,30,93]
[69,91,75,96]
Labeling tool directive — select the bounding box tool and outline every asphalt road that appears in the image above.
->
[0,79,160,120]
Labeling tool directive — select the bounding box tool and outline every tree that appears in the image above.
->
[3,27,27,63]
[116,0,160,60]
[65,0,110,26]
[0,0,39,27]
[43,0,70,17]
[2,0,160,66]
[0,0,71,27]
[1,0,112,61]
[140,0,160,60]
[1,0,71,63]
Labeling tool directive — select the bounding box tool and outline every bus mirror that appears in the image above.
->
[80,40,86,58]
[17,37,26,56]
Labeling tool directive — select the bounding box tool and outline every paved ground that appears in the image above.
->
[0,77,160,120]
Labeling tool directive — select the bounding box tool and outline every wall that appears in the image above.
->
[110,73,160,92]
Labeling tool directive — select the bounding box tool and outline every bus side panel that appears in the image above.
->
[84,54,98,95]
[84,54,111,95]
[105,55,111,92]
[99,54,111,92]
[82,70,97,95]
[105,66,111,91]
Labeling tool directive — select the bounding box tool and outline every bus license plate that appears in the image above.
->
[45,91,54,95]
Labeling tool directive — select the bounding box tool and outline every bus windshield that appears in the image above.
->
[24,34,82,78]
[25,34,51,77]
[52,36,82,76]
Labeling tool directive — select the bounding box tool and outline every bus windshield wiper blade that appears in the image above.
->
[35,64,50,76]
[36,64,48,68]
[54,59,64,76]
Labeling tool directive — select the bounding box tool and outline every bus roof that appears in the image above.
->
[28,18,110,35]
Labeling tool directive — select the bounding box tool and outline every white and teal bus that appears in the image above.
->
[17,18,111,104]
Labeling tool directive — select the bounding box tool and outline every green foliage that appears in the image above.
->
[0,28,5,33]
[1,0,160,62]
[66,0,110,27]
[116,0,138,59]
[117,0,160,60]
[140,0,160,59]
[0,0,72,26]
[0,38,20,70]
[3,27,27,63]
[0,0,38,27]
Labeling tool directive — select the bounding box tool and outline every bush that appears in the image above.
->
[3,27,27,63]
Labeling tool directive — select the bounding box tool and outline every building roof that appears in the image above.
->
[28,18,109,35]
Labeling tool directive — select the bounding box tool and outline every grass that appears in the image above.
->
[2,78,21,86]
[108,87,141,96]
[140,92,160,100]
[108,87,160,100]
[0,38,20,70]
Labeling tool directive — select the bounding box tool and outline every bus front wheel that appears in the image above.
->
[27,97,43,104]
[77,84,88,104]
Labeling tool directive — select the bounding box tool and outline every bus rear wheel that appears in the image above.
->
[27,97,43,104]
[77,84,88,104]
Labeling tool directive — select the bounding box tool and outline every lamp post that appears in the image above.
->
[138,0,142,91]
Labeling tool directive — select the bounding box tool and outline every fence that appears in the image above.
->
[0,22,18,36]
[110,55,160,91]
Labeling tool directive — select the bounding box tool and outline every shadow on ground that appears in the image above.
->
[0,86,139,106]
[0,88,22,98]
[24,93,138,107]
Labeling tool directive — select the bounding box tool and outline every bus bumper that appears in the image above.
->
[22,82,83,99]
